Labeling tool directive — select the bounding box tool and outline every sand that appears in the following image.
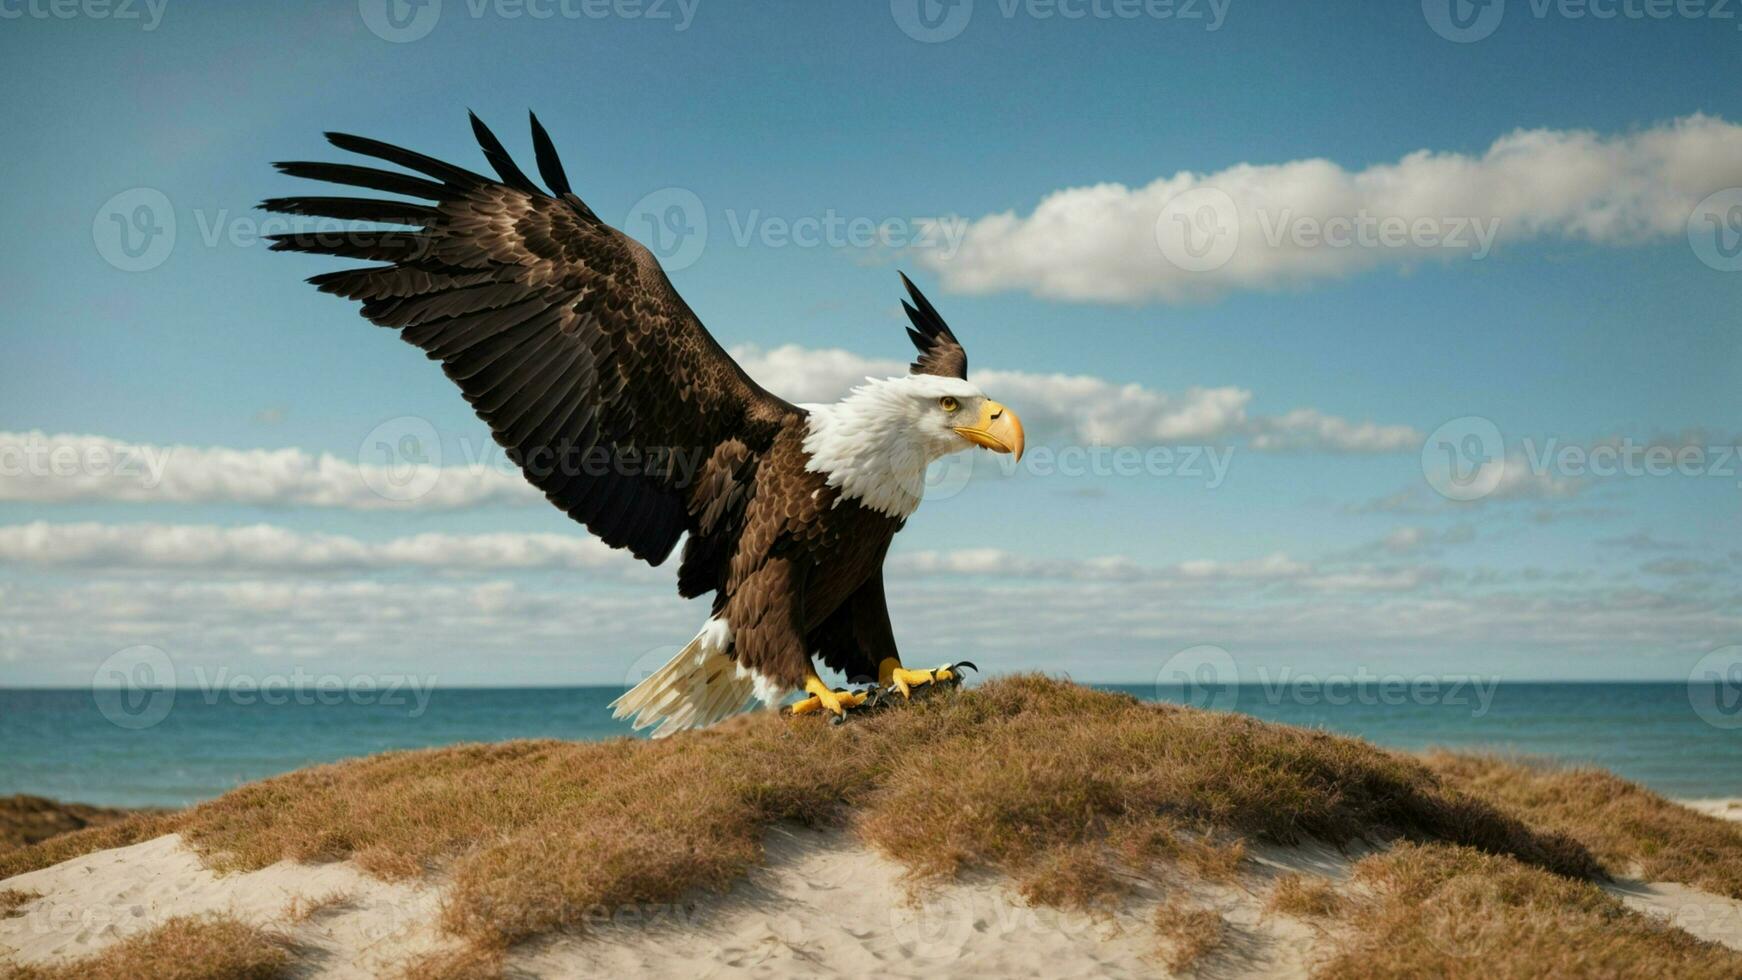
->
[0,828,1336,978]
[2,805,1740,977]
[1680,798,1742,824]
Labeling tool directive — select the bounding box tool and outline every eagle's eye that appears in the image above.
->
[939,396,959,413]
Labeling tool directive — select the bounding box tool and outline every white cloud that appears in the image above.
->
[0,351,1420,513]
[6,563,1734,686]
[0,431,540,510]
[923,114,1742,303]
[734,344,1420,452]
[1246,409,1421,454]
[891,548,1311,583]
[0,521,647,577]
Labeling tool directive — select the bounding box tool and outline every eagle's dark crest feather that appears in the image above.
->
[898,272,968,380]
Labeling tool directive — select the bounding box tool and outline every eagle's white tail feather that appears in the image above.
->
[610,618,771,738]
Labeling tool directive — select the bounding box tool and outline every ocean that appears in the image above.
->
[1,682,1738,808]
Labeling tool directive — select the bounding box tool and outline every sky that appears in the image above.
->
[0,0,1738,690]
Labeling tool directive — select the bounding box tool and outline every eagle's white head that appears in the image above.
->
[801,373,1024,519]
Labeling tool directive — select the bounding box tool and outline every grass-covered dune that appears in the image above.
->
[5,675,1742,979]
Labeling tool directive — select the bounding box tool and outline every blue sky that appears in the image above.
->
[1,0,1738,688]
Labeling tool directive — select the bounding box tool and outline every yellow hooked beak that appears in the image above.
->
[954,401,1024,461]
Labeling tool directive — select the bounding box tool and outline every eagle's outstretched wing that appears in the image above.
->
[263,112,797,566]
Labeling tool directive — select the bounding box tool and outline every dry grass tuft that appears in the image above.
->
[1427,752,1742,898]
[1154,898,1227,974]
[1320,842,1742,979]
[392,943,505,980]
[1014,843,1122,910]
[1,915,293,980]
[0,888,40,919]
[1267,872,1341,918]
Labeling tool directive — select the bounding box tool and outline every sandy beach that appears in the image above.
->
[0,828,1313,978]
[4,802,1741,978]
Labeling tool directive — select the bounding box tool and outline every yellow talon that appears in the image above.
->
[787,669,867,718]
[878,659,956,699]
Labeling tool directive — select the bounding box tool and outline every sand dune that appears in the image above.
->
[1,828,1342,978]
[6,819,1742,978]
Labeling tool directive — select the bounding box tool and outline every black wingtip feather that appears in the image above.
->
[527,111,572,196]
[468,111,540,195]
[897,271,969,380]
[321,131,487,188]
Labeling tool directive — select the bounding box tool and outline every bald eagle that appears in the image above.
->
[263,113,1024,736]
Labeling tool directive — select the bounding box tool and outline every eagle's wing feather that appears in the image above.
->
[899,271,968,380]
[263,112,797,566]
